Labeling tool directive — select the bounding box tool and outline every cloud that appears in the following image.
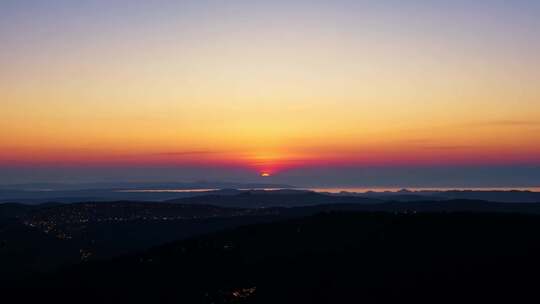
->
[152,151,219,156]
[465,120,540,127]
[402,139,473,150]
[421,145,474,150]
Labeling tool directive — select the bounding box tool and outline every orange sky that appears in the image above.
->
[1,1,540,176]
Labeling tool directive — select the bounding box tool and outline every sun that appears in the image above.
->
[260,172,271,177]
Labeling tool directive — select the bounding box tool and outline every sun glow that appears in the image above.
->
[1,1,540,171]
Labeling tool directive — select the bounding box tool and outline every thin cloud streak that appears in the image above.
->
[464,120,540,127]
[151,151,220,156]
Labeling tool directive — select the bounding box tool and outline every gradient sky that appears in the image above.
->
[1,1,540,185]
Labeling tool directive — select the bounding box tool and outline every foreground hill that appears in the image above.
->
[9,211,540,303]
[5,195,540,281]
[0,201,282,280]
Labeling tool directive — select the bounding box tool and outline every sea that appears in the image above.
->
[120,187,540,193]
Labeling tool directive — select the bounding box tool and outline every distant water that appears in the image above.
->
[117,188,286,193]
[117,189,220,193]
[118,187,540,193]
[308,187,540,193]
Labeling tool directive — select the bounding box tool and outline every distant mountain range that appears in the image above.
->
[331,188,540,203]
[2,184,540,204]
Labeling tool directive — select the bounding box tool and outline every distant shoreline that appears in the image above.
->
[308,187,540,193]
[118,187,540,194]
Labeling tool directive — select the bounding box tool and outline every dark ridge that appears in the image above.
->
[10,211,540,303]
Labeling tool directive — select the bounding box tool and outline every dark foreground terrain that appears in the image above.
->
[3,191,540,303]
[4,209,540,303]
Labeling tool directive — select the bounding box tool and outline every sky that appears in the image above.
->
[1,0,540,186]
